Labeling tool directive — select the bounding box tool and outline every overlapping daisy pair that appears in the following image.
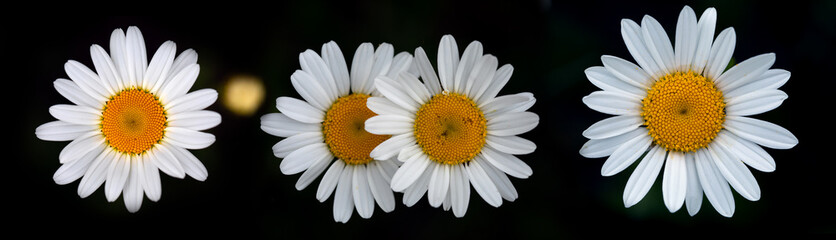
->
[580,6,797,217]
[262,35,538,222]
[35,27,219,212]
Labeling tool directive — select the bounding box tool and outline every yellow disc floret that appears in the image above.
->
[641,71,725,152]
[101,88,167,155]
[322,93,389,165]
[414,92,487,165]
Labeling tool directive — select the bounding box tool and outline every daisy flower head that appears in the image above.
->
[260,41,413,223]
[579,6,798,217]
[364,35,538,217]
[35,27,220,212]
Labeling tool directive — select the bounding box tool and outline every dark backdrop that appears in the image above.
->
[6,0,835,238]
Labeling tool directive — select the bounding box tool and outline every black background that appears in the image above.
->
[7,0,835,238]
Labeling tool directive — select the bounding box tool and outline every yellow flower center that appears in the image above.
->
[641,71,725,152]
[101,89,167,155]
[322,93,389,165]
[414,92,487,165]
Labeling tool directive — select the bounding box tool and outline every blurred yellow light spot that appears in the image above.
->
[222,75,265,116]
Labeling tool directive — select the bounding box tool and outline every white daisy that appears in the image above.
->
[260,41,411,223]
[35,27,220,212]
[364,35,538,217]
[580,6,798,217]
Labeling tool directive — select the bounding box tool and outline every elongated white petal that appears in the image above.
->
[582,115,643,140]
[123,157,144,213]
[300,50,338,99]
[165,127,215,150]
[125,26,147,87]
[367,162,396,212]
[601,55,652,88]
[684,153,703,216]
[149,143,186,179]
[675,6,698,72]
[724,116,798,149]
[623,145,665,208]
[317,160,345,202]
[428,163,450,207]
[36,121,98,142]
[695,149,735,217]
[280,143,330,175]
[450,164,470,217]
[49,104,100,125]
[294,152,331,190]
[467,159,502,207]
[480,147,532,179]
[58,132,104,164]
[165,89,217,115]
[486,135,536,155]
[276,97,324,123]
[366,97,412,117]
[438,35,460,92]
[350,43,374,93]
[725,89,787,116]
[333,165,354,223]
[109,28,128,90]
[477,64,513,105]
[53,78,102,108]
[65,60,108,101]
[158,64,200,105]
[414,47,442,94]
[364,43,394,94]
[143,41,176,91]
[365,115,414,135]
[352,165,374,218]
[260,113,320,137]
[662,151,687,212]
[715,53,775,92]
[641,15,675,74]
[580,127,647,158]
[724,69,790,99]
[78,148,115,198]
[620,19,662,79]
[167,110,221,131]
[481,92,535,119]
[479,156,518,201]
[487,112,539,136]
[601,133,652,176]
[403,163,433,206]
[272,131,323,158]
[391,154,432,192]
[704,27,736,81]
[582,91,641,115]
[140,154,162,201]
[167,144,208,181]
[709,143,761,201]
[164,49,198,93]
[399,72,433,104]
[89,45,119,96]
[454,41,483,93]
[387,52,413,79]
[584,66,645,99]
[716,131,775,172]
[321,41,350,96]
[692,8,717,73]
[370,133,414,160]
[467,55,499,102]
[290,70,332,111]
[374,76,420,111]
[54,143,103,185]
[105,154,130,202]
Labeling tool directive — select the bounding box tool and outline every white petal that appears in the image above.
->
[350,43,374,94]
[58,132,104,164]
[391,154,432,192]
[317,160,345,202]
[398,72,433,105]
[450,164,470,217]
[715,53,775,92]
[582,91,642,115]
[402,163,433,206]
[704,27,736,81]
[443,192,452,211]
[123,157,144,213]
[299,50,338,99]
[167,144,208,181]
[49,104,100,125]
[280,143,330,175]
[260,113,320,137]
[333,165,354,223]
[158,64,200,104]
[149,143,186,179]
[352,165,374,219]
[398,144,423,163]
[296,154,330,189]
[272,132,323,158]
[725,89,787,116]
[486,135,536,155]
[414,47,442,94]
[601,132,652,176]
[321,41,351,96]
[290,70,332,111]
[370,133,414,160]
[53,78,102,109]
[716,131,775,172]
[165,49,198,93]
[167,110,221,131]
[662,151,687,212]
[78,148,115,198]
[366,97,412,117]
[480,147,532,179]
[601,55,652,89]
[364,43,394,94]
[584,66,645,99]
[387,52,413,79]
[479,156,518,201]
[437,35,460,92]
[165,127,215,150]
[374,76,420,111]
[641,15,675,74]
[54,143,103,185]
[695,149,735,217]
[365,115,414,135]
[143,41,176,91]
[165,89,218,115]
[467,55,499,102]
[724,116,798,149]
[487,111,539,136]
[276,97,324,124]
[620,19,662,79]
[724,69,790,99]
[467,159,502,207]
[105,154,130,202]
[476,64,513,105]
[708,143,761,201]
[109,28,128,90]
[481,92,536,118]
[125,26,147,87]
[367,161,396,212]
[675,6,699,72]
[582,115,643,140]
[623,145,665,208]
[376,160,399,182]
[428,163,450,207]
[65,60,108,102]
[36,121,98,142]
[692,8,717,74]
[140,154,162,201]
[88,45,119,96]
[684,153,703,216]
[454,41,483,93]
[579,127,647,158]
